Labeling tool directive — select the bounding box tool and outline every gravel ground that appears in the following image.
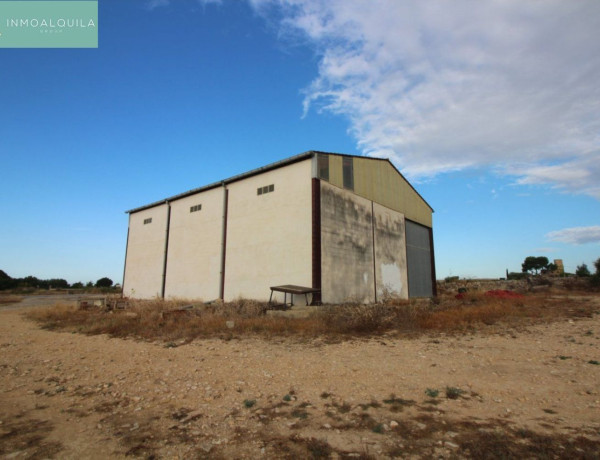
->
[0,294,79,311]
[0,296,599,458]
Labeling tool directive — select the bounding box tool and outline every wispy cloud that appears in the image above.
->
[146,0,170,11]
[249,0,600,198]
[546,226,600,245]
[505,154,600,199]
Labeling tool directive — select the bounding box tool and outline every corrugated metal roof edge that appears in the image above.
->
[125,150,434,214]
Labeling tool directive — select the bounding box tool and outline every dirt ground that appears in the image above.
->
[1,297,599,459]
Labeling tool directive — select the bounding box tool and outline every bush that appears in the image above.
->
[590,258,600,288]
[95,277,113,288]
[425,388,439,398]
[445,387,465,399]
[576,264,591,277]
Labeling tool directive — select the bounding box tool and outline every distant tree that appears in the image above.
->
[71,282,84,289]
[591,258,600,287]
[576,263,591,277]
[47,278,69,289]
[521,256,549,275]
[0,270,15,290]
[86,281,94,288]
[22,276,42,288]
[545,262,558,274]
[95,277,113,288]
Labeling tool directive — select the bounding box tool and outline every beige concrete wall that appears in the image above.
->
[123,204,169,299]
[164,187,224,300]
[224,159,313,303]
[373,202,409,299]
[320,181,375,304]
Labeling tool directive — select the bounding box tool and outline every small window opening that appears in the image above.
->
[257,184,275,195]
[343,157,354,190]
[143,218,152,225]
[190,204,202,213]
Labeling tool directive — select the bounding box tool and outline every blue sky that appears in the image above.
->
[1,0,599,284]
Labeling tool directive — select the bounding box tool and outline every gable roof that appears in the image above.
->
[126,150,433,214]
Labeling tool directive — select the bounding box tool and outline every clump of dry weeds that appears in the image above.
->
[25,290,599,342]
[0,294,23,305]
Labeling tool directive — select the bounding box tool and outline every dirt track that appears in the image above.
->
[1,298,599,458]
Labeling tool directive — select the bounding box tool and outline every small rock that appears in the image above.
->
[445,441,459,449]
[390,420,399,428]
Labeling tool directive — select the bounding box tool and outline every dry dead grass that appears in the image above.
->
[0,295,23,305]
[25,290,600,343]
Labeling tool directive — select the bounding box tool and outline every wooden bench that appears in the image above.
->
[269,285,321,309]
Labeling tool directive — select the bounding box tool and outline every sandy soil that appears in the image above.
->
[1,298,599,459]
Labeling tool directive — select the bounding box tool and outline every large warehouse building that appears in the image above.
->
[123,151,435,304]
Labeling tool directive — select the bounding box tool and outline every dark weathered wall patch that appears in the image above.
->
[373,202,408,299]
[320,182,375,303]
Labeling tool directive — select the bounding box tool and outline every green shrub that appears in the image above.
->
[425,388,439,398]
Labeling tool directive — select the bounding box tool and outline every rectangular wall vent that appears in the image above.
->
[257,184,275,195]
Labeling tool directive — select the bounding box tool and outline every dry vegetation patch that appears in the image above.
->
[0,415,63,459]
[25,291,600,343]
[0,295,23,305]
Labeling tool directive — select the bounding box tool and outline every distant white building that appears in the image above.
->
[123,151,435,304]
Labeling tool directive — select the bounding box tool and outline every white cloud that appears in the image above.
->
[249,0,600,197]
[546,226,600,245]
[505,153,600,199]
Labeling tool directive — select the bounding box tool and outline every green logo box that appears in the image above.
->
[0,1,97,48]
